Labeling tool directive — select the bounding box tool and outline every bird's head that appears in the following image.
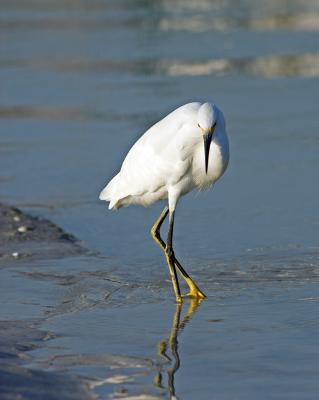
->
[197,102,217,174]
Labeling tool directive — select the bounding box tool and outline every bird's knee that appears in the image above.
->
[150,227,159,239]
[165,246,175,260]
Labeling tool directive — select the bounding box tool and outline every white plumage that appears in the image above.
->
[99,102,229,211]
[99,101,230,302]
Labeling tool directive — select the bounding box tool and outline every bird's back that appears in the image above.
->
[100,103,201,209]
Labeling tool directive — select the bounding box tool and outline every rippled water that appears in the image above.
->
[1,1,319,399]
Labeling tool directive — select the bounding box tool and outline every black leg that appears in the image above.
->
[151,206,205,299]
[165,210,181,302]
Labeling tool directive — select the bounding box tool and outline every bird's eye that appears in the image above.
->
[198,123,200,128]
[213,122,217,128]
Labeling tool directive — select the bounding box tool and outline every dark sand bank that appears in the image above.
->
[0,203,88,263]
[0,204,95,400]
[0,204,160,399]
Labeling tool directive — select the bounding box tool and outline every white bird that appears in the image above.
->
[99,102,229,303]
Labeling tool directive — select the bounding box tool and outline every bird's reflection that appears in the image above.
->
[155,299,203,399]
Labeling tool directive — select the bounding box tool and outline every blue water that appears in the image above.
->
[1,1,319,399]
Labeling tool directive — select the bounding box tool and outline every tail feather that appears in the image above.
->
[99,173,120,209]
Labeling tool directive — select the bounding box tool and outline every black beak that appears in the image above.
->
[203,130,213,174]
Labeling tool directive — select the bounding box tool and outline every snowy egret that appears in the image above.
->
[99,102,229,303]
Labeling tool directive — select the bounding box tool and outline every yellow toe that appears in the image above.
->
[183,278,206,299]
[182,290,206,299]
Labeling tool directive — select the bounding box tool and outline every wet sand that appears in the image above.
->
[0,203,88,262]
[1,203,319,399]
[0,204,95,400]
[0,322,93,400]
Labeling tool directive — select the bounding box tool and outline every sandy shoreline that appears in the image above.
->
[0,203,164,399]
[0,203,88,263]
[1,202,319,400]
[0,203,95,400]
[0,320,94,400]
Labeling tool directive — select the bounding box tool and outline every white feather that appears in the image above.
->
[99,102,229,211]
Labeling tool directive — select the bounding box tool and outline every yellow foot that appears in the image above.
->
[183,277,206,299]
[182,290,206,299]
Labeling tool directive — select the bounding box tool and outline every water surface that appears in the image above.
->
[1,1,319,399]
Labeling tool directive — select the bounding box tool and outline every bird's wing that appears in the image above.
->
[112,102,201,202]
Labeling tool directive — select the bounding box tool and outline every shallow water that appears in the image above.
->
[1,1,319,399]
